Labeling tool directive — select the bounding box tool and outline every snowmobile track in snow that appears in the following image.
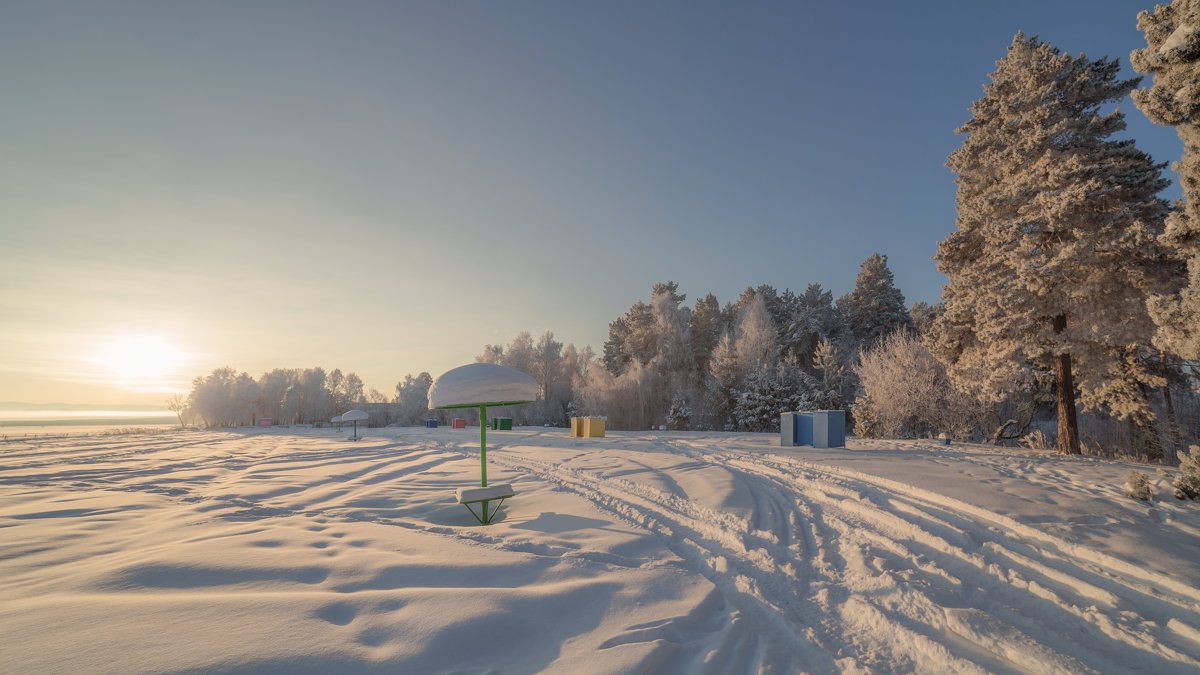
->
[474,432,1200,674]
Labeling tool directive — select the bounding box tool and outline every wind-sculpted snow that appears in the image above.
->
[1,428,1197,673]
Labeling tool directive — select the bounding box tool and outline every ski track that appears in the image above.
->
[477,433,1200,674]
[4,429,1199,673]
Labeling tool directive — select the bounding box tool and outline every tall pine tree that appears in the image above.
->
[689,293,724,375]
[783,283,841,369]
[837,253,913,351]
[934,33,1178,455]
[1131,0,1200,359]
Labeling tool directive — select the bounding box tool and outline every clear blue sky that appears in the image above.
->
[0,1,1184,404]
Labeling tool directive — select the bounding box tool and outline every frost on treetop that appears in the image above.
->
[428,362,538,409]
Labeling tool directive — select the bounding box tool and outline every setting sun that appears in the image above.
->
[94,334,188,385]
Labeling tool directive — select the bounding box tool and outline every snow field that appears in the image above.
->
[1,428,1198,673]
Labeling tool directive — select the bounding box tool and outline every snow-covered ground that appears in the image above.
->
[2,427,1198,673]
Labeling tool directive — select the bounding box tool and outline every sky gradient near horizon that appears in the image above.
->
[0,1,1187,405]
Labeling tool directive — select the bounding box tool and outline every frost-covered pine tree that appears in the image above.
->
[811,338,846,410]
[689,292,724,375]
[783,283,841,369]
[603,316,632,376]
[934,33,1179,455]
[603,301,655,376]
[1176,446,1200,499]
[733,369,794,432]
[1125,470,1154,501]
[909,301,944,338]
[706,331,740,429]
[837,253,913,351]
[666,396,692,430]
[1131,0,1200,359]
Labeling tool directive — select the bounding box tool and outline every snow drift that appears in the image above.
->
[2,428,1198,673]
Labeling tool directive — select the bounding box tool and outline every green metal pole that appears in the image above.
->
[479,405,488,487]
[479,404,489,524]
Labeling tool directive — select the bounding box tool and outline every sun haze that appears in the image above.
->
[90,334,190,391]
[0,1,1181,405]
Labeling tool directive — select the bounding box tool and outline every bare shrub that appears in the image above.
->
[577,361,665,430]
[852,331,985,440]
[1019,428,1052,451]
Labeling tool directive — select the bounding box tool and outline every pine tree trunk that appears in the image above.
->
[1135,382,1164,462]
[1053,315,1081,455]
[1128,416,1163,462]
[1162,383,1181,464]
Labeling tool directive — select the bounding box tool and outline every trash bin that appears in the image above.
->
[583,417,604,437]
[780,412,813,446]
[492,417,513,431]
[570,417,604,437]
[426,419,438,428]
[451,418,467,429]
[812,410,845,448]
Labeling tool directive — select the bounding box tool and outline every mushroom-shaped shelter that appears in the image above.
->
[428,363,537,525]
[428,362,538,409]
[341,409,368,440]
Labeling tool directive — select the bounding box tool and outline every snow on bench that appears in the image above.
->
[456,484,515,504]
[456,484,516,525]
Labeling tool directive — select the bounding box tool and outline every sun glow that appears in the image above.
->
[94,334,188,386]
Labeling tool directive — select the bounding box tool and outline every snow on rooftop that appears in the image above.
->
[340,409,368,422]
[428,362,538,409]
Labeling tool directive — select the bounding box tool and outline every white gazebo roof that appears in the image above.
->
[428,362,538,410]
[341,409,369,422]
[331,415,342,423]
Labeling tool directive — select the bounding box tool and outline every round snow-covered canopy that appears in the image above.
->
[428,362,538,409]
[331,415,342,423]
[341,409,369,422]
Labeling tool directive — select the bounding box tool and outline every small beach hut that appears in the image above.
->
[428,363,537,524]
[341,409,368,441]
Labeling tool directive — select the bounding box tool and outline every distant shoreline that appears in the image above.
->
[0,413,176,428]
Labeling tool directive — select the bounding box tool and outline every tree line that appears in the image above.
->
[175,366,438,429]
[177,4,1200,463]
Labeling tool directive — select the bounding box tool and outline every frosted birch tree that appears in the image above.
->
[735,295,781,375]
[934,33,1178,455]
[1132,0,1200,358]
[395,372,433,425]
[534,331,566,424]
[651,282,693,380]
[257,369,295,423]
[501,332,537,376]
